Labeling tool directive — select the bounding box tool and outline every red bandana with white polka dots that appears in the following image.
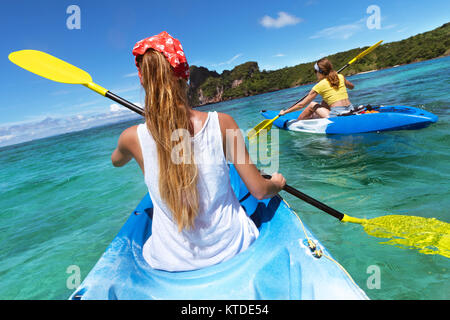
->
[132,31,189,80]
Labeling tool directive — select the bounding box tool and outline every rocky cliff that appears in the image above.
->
[188,61,260,106]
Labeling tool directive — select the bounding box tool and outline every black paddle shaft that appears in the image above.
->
[105,91,144,116]
[262,175,345,221]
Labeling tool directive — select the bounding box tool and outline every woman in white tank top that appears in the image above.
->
[111,31,286,271]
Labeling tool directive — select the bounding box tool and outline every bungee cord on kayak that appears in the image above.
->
[282,198,361,289]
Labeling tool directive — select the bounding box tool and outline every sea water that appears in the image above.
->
[0,56,449,299]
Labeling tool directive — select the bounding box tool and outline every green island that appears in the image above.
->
[188,22,450,107]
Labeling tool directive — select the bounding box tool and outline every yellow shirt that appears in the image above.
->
[312,74,348,106]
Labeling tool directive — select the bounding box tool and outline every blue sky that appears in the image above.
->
[1,0,449,134]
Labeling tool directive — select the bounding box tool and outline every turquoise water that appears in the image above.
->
[1,56,449,300]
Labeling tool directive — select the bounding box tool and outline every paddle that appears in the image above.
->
[262,175,363,223]
[262,174,450,258]
[248,40,384,140]
[9,49,449,258]
[8,50,144,116]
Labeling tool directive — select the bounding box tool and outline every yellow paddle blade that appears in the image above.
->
[9,50,109,96]
[9,50,93,84]
[343,213,450,258]
[348,40,383,65]
[248,115,279,140]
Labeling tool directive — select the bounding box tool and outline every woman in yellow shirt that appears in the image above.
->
[279,58,355,119]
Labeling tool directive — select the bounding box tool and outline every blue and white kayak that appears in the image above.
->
[261,105,438,134]
[69,165,368,300]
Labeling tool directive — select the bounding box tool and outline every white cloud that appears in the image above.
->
[123,71,139,78]
[110,103,124,113]
[211,53,243,67]
[260,12,302,29]
[0,134,14,143]
[0,108,142,148]
[273,53,285,57]
[226,54,243,64]
[383,24,397,30]
[71,99,103,109]
[110,85,142,95]
[310,19,365,40]
[110,102,142,113]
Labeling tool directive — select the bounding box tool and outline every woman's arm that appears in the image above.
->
[111,126,138,167]
[279,90,318,116]
[344,77,355,90]
[219,113,285,200]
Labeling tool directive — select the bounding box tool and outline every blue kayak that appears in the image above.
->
[69,165,368,300]
[261,105,438,134]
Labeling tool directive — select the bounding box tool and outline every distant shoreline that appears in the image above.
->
[349,53,450,76]
[190,21,449,108]
[354,69,377,75]
[193,54,450,109]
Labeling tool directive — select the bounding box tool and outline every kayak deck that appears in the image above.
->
[261,105,438,134]
[69,166,368,300]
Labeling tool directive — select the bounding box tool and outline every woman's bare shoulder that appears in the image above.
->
[118,125,139,147]
[121,125,139,137]
[217,112,239,129]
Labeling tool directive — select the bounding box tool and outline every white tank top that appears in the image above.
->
[137,111,259,271]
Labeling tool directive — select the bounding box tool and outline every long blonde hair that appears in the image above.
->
[137,49,199,232]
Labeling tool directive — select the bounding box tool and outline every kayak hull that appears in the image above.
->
[261,106,438,134]
[69,165,368,300]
